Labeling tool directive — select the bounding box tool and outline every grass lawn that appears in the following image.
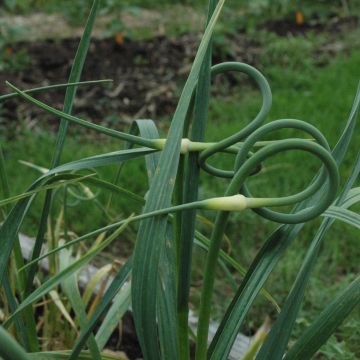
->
[1,18,360,360]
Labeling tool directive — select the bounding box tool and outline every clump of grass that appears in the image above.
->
[1,1,360,360]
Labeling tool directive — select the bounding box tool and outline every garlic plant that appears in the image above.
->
[0,1,359,360]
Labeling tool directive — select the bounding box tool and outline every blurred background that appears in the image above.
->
[0,1,359,358]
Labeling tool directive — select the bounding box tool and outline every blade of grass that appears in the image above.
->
[51,0,101,166]
[106,119,160,211]
[2,270,30,349]
[0,173,143,209]
[0,145,10,214]
[2,4,102,348]
[158,224,179,359]
[0,174,96,208]
[48,290,77,330]
[19,200,212,274]
[82,264,113,308]
[341,187,360,208]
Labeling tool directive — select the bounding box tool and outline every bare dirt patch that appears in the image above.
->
[0,14,357,136]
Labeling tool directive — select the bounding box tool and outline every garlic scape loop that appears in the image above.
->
[198,62,272,178]
[226,119,339,224]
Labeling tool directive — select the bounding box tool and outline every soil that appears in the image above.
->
[1,14,358,137]
[264,14,358,36]
[105,311,143,360]
[1,32,258,133]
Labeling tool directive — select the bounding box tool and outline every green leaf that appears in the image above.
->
[0,145,10,213]
[50,148,155,174]
[0,146,31,348]
[194,231,280,313]
[0,174,95,208]
[157,224,179,360]
[22,5,102,344]
[131,1,225,358]
[6,82,154,148]
[176,1,216,357]
[0,326,31,360]
[284,275,360,360]
[59,245,101,359]
[323,206,360,229]
[2,271,30,349]
[339,186,360,209]
[68,259,132,360]
[95,282,131,350]
[52,0,101,163]
[0,147,151,287]
[0,173,143,209]
[132,119,180,359]
[3,219,131,328]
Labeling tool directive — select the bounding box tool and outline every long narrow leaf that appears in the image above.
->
[0,326,31,360]
[60,246,102,359]
[95,282,131,350]
[6,82,154,148]
[4,219,131,327]
[323,206,360,229]
[132,119,180,359]
[68,259,132,360]
[23,3,101,333]
[0,174,95,208]
[177,2,216,358]
[131,2,225,358]
[284,275,360,360]
[194,231,280,313]
[0,147,151,286]
[0,80,111,102]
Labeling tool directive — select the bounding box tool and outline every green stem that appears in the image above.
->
[195,212,230,360]
[177,1,216,356]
